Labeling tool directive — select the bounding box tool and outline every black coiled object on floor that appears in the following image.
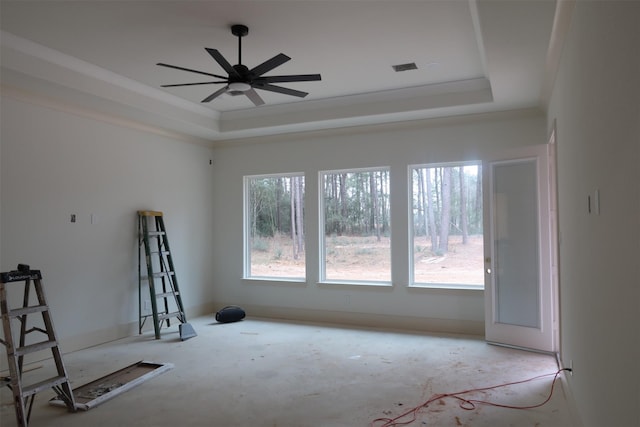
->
[215,306,246,323]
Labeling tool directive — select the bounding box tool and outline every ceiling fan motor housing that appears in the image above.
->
[232,64,251,79]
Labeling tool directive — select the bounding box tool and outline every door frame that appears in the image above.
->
[483,142,559,353]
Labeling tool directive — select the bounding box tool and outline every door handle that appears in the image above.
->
[485,257,492,274]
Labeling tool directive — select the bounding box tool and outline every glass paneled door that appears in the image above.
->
[483,144,557,352]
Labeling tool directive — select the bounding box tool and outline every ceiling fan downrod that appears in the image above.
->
[231,24,248,65]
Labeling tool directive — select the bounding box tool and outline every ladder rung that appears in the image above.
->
[141,271,175,281]
[15,339,57,356]
[152,271,174,278]
[157,311,183,322]
[151,250,170,256]
[8,304,49,317]
[21,375,68,397]
[155,291,180,299]
[147,231,166,236]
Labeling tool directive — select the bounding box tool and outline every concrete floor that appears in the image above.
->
[1,316,574,427]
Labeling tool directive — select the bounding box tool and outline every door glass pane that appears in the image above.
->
[493,160,539,328]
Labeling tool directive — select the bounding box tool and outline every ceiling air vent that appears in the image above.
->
[392,62,418,72]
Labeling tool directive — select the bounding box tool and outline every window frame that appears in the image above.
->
[408,161,484,290]
[243,172,306,282]
[318,166,392,286]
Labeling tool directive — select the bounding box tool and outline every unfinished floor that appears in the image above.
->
[1,316,574,427]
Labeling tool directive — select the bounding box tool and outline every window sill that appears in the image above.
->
[243,277,306,285]
[409,283,484,291]
[317,280,393,288]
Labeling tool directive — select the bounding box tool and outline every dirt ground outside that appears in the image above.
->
[250,234,484,285]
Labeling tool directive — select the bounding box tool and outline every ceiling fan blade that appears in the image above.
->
[205,48,240,78]
[157,63,227,80]
[259,74,322,83]
[255,83,309,98]
[161,81,228,88]
[250,53,291,77]
[202,86,229,103]
[245,88,265,106]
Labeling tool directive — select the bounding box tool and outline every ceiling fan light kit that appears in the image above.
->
[157,24,321,107]
[228,82,252,92]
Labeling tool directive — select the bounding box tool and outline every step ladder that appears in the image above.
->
[138,210,196,340]
[0,264,76,427]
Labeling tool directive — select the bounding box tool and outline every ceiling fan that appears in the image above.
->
[157,24,321,106]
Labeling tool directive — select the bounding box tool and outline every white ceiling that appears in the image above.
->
[0,0,559,144]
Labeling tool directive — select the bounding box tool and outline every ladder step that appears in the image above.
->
[155,291,180,299]
[9,304,49,317]
[157,311,183,322]
[21,375,68,398]
[147,231,166,236]
[150,250,170,256]
[15,339,57,356]
[141,271,175,281]
[152,271,174,278]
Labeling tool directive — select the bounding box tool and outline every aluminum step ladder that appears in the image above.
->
[0,264,76,427]
[137,211,196,340]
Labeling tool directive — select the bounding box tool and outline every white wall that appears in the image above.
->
[210,111,546,334]
[547,2,640,426]
[0,93,216,366]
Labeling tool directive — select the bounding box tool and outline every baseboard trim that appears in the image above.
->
[556,354,584,427]
[210,302,484,337]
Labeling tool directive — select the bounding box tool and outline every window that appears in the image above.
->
[245,174,305,280]
[320,168,391,284]
[410,163,483,288]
